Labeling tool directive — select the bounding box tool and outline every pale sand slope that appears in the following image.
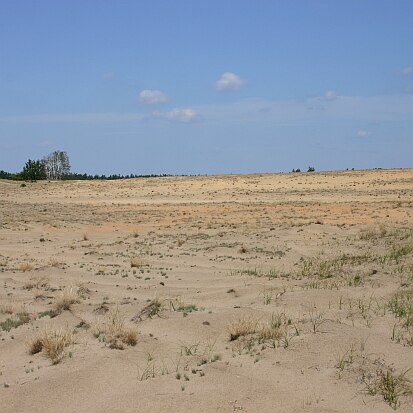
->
[0,169,412,412]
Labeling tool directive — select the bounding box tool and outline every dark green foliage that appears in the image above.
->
[64,172,175,180]
[307,166,315,172]
[0,170,15,179]
[20,159,47,181]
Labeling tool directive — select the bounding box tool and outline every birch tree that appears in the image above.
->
[43,151,71,180]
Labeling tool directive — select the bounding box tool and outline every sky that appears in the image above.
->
[0,0,412,175]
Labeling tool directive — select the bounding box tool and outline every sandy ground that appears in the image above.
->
[0,169,412,412]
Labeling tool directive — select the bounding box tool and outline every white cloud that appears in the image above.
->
[152,108,198,123]
[357,130,369,137]
[139,89,169,104]
[402,66,413,74]
[321,90,338,101]
[215,72,246,91]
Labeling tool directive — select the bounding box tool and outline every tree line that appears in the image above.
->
[0,150,177,181]
[0,151,70,181]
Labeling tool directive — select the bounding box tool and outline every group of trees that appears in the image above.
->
[292,166,315,173]
[1,150,71,181]
[43,150,71,180]
[0,150,175,181]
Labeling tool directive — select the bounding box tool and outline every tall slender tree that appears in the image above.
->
[43,151,71,180]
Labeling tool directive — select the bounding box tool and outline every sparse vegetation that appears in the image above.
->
[131,297,164,321]
[23,276,49,290]
[1,169,413,412]
[19,261,35,272]
[0,311,30,331]
[53,288,80,313]
[27,328,73,364]
[94,308,138,349]
[228,316,258,341]
[362,367,411,410]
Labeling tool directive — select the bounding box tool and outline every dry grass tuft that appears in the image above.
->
[228,316,258,341]
[28,328,73,364]
[130,257,145,268]
[94,308,138,349]
[19,261,35,272]
[48,258,66,268]
[0,303,14,315]
[54,287,80,313]
[23,276,49,290]
[40,328,73,364]
[28,337,44,355]
[131,297,164,322]
[259,313,287,342]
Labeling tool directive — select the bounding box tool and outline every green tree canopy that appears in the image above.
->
[20,159,46,181]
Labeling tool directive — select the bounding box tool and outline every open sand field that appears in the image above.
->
[1,169,412,412]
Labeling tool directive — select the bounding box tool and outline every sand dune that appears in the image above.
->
[1,169,412,412]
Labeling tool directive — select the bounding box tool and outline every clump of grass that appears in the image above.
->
[388,291,413,327]
[228,316,258,341]
[19,261,34,272]
[28,337,44,355]
[229,267,281,280]
[130,257,145,268]
[388,291,413,346]
[0,303,13,315]
[23,276,49,290]
[94,308,138,350]
[177,303,198,314]
[131,298,164,322]
[259,313,288,344]
[260,285,276,305]
[228,312,297,353]
[169,298,198,315]
[308,308,325,333]
[362,367,411,410]
[0,311,31,332]
[48,258,65,268]
[359,224,387,240]
[54,287,80,313]
[38,310,52,318]
[389,244,413,263]
[1,318,24,332]
[31,328,73,364]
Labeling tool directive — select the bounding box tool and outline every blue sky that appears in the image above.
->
[0,1,412,175]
